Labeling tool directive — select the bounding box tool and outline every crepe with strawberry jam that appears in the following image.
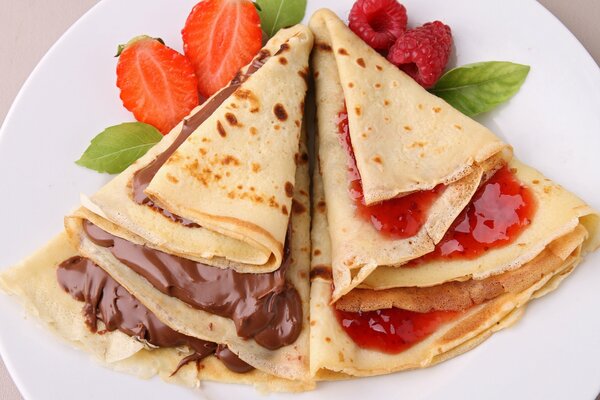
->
[310,9,512,299]
[309,158,597,377]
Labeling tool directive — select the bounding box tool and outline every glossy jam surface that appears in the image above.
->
[412,166,536,265]
[337,109,444,239]
[335,307,460,353]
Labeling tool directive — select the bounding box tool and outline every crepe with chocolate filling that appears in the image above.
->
[310,9,509,205]
[0,233,312,392]
[310,10,509,300]
[80,24,312,273]
[65,126,312,382]
[309,161,585,377]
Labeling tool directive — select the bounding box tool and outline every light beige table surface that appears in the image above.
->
[1,1,599,399]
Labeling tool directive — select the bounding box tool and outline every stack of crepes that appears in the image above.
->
[309,9,599,377]
[0,25,315,392]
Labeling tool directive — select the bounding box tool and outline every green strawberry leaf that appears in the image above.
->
[76,122,162,174]
[115,35,164,57]
[430,61,530,117]
[255,0,307,38]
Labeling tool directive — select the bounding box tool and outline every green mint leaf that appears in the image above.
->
[255,0,307,38]
[430,61,530,117]
[76,122,162,174]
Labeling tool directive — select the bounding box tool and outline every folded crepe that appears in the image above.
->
[311,9,509,205]
[64,121,312,383]
[80,24,313,273]
[309,9,511,299]
[357,159,600,291]
[308,9,599,376]
[309,159,589,377]
[0,233,311,393]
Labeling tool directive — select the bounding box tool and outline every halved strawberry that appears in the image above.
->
[116,36,200,134]
[182,0,262,99]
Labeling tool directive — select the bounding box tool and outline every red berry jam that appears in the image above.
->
[338,108,444,239]
[411,165,536,265]
[335,307,460,354]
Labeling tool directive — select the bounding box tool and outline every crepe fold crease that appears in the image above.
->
[81,24,313,273]
[309,10,510,300]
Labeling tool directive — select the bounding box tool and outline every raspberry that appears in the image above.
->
[348,0,407,52]
[387,21,452,88]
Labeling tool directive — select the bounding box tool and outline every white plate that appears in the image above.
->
[1,0,599,399]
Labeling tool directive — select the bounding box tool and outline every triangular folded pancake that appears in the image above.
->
[0,233,312,393]
[309,11,508,300]
[310,9,509,205]
[360,159,600,290]
[64,126,312,382]
[81,24,313,273]
[309,160,584,377]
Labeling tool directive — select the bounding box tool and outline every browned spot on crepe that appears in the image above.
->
[316,200,326,213]
[225,112,239,126]
[337,48,349,55]
[278,42,290,53]
[274,103,288,121]
[285,181,294,197]
[316,42,332,52]
[310,265,333,281]
[356,57,366,68]
[279,57,288,65]
[292,199,306,214]
[298,67,309,84]
[295,152,309,165]
[220,155,240,166]
[216,121,226,137]
[234,88,260,113]
[166,174,179,184]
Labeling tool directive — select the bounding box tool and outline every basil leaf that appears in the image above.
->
[255,0,307,38]
[430,61,530,117]
[76,122,162,174]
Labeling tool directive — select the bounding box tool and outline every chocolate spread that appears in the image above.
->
[215,344,255,373]
[131,49,274,224]
[56,256,252,374]
[82,220,302,350]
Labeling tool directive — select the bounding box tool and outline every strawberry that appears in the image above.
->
[182,0,262,99]
[116,36,200,134]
